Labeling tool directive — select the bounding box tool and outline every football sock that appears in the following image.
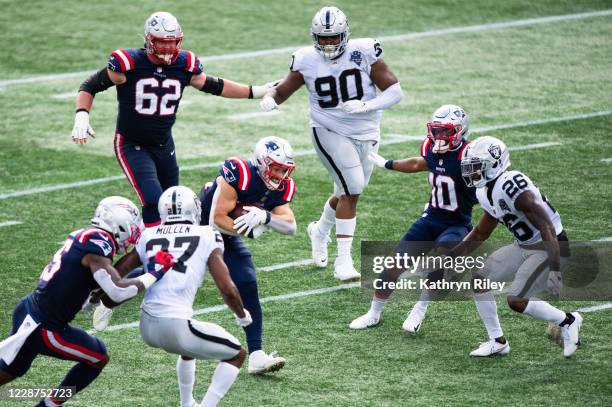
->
[316,200,336,236]
[336,217,356,261]
[474,292,503,339]
[43,398,62,407]
[236,281,263,353]
[523,299,566,324]
[176,356,196,407]
[201,362,240,407]
[369,297,388,317]
[58,361,105,395]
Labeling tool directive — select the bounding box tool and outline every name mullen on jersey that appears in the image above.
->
[291,38,384,140]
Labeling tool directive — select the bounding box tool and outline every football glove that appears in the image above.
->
[341,100,370,114]
[251,79,282,99]
[233,206,270,235]
[260,95,278,112]
[235,309,253,327]
[71,110,95,144]
[368,152,388,169]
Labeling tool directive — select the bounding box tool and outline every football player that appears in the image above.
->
[451,136,579,357]
[0,197,167,407]
[350,105,478,331]
[200,136,297,374]
[71,11,274,228]
[260,6,403,281]
[107,186,252,407]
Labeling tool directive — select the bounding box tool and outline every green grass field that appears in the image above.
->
[1,0,611,405]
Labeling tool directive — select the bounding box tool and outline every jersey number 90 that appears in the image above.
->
[315,69,364,108]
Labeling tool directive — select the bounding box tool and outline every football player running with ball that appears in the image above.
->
[450,136,579,357]
[0,197,163,407]
[71,11,275,228]
[199,136,297,374]
[350,105,478,331]
[260,6,403,281]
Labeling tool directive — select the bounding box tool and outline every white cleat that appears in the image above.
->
[402,308,425,334]
[92,303,113,331]
[333,257,361,282]
[469,339,510,357]
[349,312,381,330]
[307,221,330,268]
[248,350,286,374]
[561,312,583,357]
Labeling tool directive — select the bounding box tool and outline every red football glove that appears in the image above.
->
[155,250,175,271]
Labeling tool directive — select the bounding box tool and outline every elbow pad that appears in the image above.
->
[93,268,138,303]
[200,75,225,96]
[79,68,114,95]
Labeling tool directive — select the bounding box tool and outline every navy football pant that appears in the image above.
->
[0,299,108,399]
[222,234,263,353]
[400,215,471,253]
[114,133,179,227]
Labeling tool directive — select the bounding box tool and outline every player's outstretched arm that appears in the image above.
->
[342,59,403,114]
[190,72,276,99]
[515,190,561,271]
[260,71,305,111]
[384,155,428,173]
[448,211,498,258]
[207,249,252,326]
[71,68,125,145]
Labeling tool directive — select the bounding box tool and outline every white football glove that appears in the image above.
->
[251,79,282,99]
[233,206,270,235]
[260,95,278,112]
[250,224,269,239]
[546,270,562,299]
[341,100,370,114]
[235,309,253,327]
[368,151,388,169]
[71,110,95,144]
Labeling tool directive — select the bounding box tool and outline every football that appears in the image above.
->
[228,202,262,219]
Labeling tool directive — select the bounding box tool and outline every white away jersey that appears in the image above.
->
[136,224,224,319]
[476,170,563,245]
[291,38,384,140]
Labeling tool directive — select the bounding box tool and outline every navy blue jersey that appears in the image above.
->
[420,138,477,225]
[107,48,203,146]
[201,157,296,228]
[26,228,117,330]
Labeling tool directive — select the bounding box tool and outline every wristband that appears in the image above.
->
[384,160,394,170]
[75,108,89,114]
[248,85,253,99]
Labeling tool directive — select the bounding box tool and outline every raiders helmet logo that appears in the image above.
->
[488,145,502,159]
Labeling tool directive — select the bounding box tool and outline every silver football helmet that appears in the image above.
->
[144,11,184,65]
[253,136,296,190]
[461,136,510,188]
[91,196,143,254]
[158,186,202,225]
[427,104,470,154]
[311,7,349,59]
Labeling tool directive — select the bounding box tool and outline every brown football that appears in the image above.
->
[228,202,262,219]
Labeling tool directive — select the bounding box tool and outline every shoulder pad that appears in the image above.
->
[180,49,203,74]
[108,49,136,73]
[290,47,315,72]
[420,138,432,157]
[282,178,297,203]
[76,228,116,257]
[221,157,252,191]
[351,38,383,64]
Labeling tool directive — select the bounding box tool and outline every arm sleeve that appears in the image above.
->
[93,268,138,303]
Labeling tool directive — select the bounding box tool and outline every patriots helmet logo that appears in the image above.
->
[265,141,279,152]
[488,145,502,159]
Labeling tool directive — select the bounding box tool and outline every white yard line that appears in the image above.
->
[1,111,594,201]
[3,9,612,88]
[227,110,282,120]
[0,221,23,228]
[50,92,77,100]
[260,259,314,271]
[577,303,612,312]
[601,158,612,163]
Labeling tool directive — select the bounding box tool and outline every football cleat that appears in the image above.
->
[333,257,360,281]
[93,303,113,331]
[561,312,582,357]
[248,350,286,374]
[307,221,330,268]
[349,312,381,330]
[469,339,510,357]
[402,307,426,334]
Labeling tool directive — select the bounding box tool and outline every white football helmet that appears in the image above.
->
[253,136,296,190]
[461,136,511,188]
[144,11,184,65]
[427,105,470,154]
[158,186,202,225]
[311,7,349,59]
[91,196,143,255]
